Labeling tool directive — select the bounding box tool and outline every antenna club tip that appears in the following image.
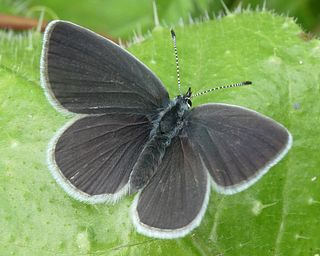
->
[243,81,252,85]
[170,29,176,38]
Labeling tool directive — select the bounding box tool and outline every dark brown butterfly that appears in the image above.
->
[40,21,292,239]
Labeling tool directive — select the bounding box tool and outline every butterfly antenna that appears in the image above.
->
[171,29,182,95]
[192,81,252,98]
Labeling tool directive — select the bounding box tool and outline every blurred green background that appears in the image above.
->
[0,0,320,39]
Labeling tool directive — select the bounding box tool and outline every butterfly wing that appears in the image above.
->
[132,135,210,239]
[41,20,169,116]
[185,103,292,194]
[49,113,152,203]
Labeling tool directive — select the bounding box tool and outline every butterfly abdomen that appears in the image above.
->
[129,98,189,192]
[129,134,169,192]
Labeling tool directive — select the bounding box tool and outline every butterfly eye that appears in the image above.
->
[187,99,192,107]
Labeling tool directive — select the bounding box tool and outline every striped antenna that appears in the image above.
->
[171,29,182,95]
[192,81,252,98]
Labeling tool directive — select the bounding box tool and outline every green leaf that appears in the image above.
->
[1,11,320,255]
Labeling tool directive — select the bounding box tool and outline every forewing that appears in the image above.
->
[186,103,292,194]
[49,113,152,203]
[41,20,169,115]
[132,136,210,239]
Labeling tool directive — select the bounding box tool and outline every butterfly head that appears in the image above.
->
[176,87,192,109]
[184,87,192,108]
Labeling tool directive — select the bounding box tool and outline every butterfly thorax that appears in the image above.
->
[158,96,189,135]
[151,87,192,137]
[129,93,192,192]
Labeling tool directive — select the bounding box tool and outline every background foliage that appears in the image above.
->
[0,0,320,39]
[0,0,320,255]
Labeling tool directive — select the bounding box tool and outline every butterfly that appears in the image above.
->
[40,20,292,239]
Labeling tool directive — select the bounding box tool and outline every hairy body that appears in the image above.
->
[130,94,191,191]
